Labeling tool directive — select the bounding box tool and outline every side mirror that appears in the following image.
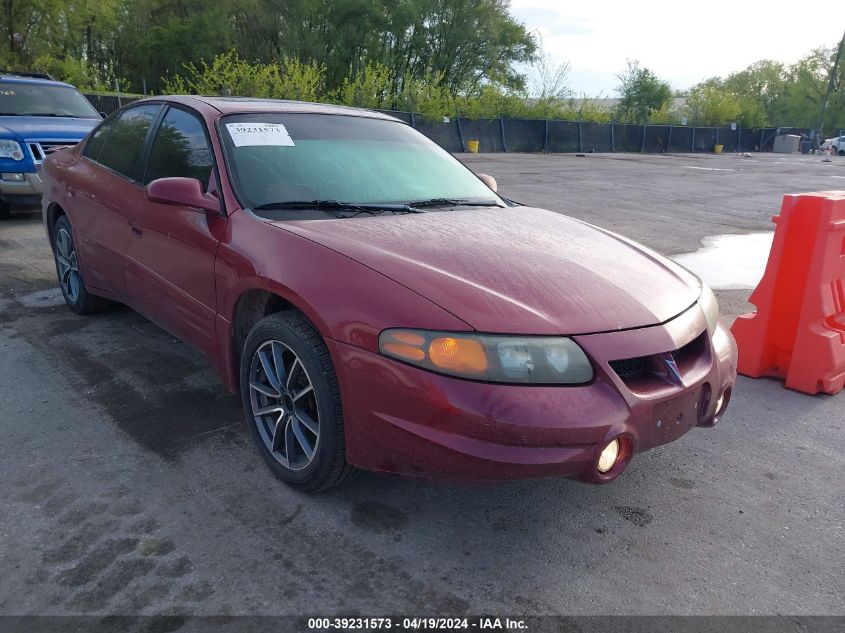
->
[98,111,107,119]
[477,173,497,192]
[145,177,220,214]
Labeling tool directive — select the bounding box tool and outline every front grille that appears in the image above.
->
[609,357,646,378]
[26,141,79,163]
[608,332,711,393]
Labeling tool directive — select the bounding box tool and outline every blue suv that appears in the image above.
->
[0,71,101,219]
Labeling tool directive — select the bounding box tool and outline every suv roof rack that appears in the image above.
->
[0,69,55,80]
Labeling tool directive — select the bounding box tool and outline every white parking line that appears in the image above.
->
[682,166,736,172]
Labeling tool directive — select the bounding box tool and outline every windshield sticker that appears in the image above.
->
[226,122,295,147]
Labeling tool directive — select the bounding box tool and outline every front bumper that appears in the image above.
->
[330,303,737,483]
[0,171,43,206]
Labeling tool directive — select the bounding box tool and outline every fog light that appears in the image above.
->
[1,172,24,181]
[597,439,620,473]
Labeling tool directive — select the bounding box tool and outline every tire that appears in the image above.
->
[240,311,354,491]
[52,215,111,314]
[0,201,10,220]
[839,149,845,156]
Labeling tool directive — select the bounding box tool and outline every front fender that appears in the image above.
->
[212,212,472,393]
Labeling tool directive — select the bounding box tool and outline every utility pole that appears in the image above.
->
[817,29,845,139]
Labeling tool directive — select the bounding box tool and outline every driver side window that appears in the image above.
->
[144,107,213,188]
[84,104,161,179]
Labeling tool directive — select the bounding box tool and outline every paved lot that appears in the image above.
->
[0,152,843,616]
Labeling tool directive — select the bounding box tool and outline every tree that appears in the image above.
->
[685,78,741,126]
[767,46,844,129]
[614,60,672,123]
[722,59,786,124]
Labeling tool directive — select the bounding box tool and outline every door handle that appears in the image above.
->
[128,220,143,237]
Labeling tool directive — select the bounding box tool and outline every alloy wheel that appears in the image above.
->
[55,227,81,303]
[248,339,321,471]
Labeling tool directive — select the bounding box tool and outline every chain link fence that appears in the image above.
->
[84,93,813,155]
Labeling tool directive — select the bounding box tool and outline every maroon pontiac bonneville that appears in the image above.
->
[41,96,737,490]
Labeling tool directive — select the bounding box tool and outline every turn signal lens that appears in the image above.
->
[381,342,426,361]
[597,439,620,473]
[429,337,488,374]
[378,329,593,384]
[391,331,426,346]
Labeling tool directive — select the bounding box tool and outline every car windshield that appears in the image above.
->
[219,112,503,217]
[0,80,100,118]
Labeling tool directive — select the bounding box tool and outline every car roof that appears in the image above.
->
[0,74,76,89]
[142,95,399,122]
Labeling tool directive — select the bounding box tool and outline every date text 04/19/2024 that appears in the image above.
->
[306,617,528,630]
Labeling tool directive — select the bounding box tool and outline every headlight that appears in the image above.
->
[0,139,24,161]
[379,329,594,384]
[699,283,720,336]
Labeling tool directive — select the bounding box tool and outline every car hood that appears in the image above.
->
[0,116,98,140]
[271,206,701,335]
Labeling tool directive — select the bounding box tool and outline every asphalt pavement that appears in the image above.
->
[0,151,842,616]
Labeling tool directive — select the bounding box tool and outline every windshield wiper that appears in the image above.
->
[253,200,425,214]
[408,197,502,208]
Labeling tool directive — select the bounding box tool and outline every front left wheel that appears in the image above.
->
[240,312,354,491]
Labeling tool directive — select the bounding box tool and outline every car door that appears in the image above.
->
[71,104,162,297]
[122,105,227,359]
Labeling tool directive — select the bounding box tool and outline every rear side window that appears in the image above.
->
[82,119,115,162]
[89,104,161,179]
[144,107,213,186]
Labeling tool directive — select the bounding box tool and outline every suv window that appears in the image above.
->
[87,104,161,179]
[144,107,213,186]
[0,80,100,118]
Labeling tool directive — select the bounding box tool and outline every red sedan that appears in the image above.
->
[41,96,737,490]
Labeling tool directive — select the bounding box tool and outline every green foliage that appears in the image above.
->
[0,0,123,87]
[162,52,326,101]
[336,62,393,109]
[556,98,613,123]
[30,54,123,92]
[278,58,327,102]
[5,0,841,131]
[685,45,845,131]
[615,60,673,123]
[456,85,528,119]
[648,102,683,125]
[769,46,840,130]
[394,72,456,121]
[1,0,535,98]
[685,79,742,126]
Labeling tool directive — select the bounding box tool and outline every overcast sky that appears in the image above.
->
[511,0,845,96]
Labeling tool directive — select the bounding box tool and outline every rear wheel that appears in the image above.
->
[52,215,111,314]
[240,312,354,491]
[839,148,845,156]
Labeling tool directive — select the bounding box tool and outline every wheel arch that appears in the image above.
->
[221,285,332,395]
[45,202,67,250]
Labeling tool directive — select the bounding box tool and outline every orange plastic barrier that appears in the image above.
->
[731,191,845,395]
